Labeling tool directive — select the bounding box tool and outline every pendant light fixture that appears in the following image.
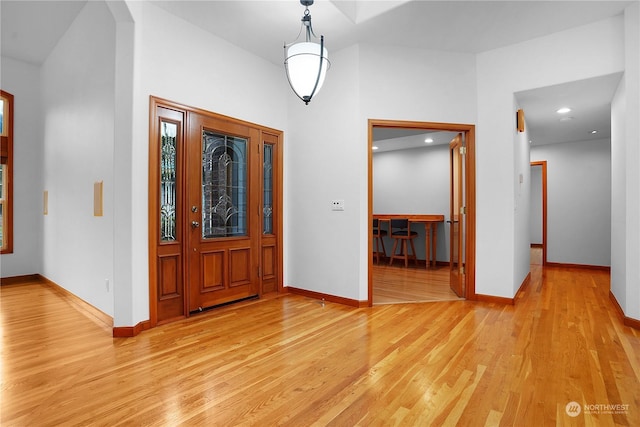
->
[284,0,330,105]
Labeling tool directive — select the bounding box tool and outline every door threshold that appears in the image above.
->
[190,294,259,315]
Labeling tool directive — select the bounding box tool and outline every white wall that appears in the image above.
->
[627,2,640,321]
[514,100,531,291]
[611,77,627,312]
[373,144,450,262]
[0,57,43,277]
[611,2,640,320]
[40,1,116,316]
[530,164,542,245]
[531,139,611,266]
[286,43,477,301]
[477,15,625,297]
[285,44,362,300]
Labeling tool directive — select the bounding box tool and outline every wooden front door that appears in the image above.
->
[187,114,261,312]
[149,97,283,326]
[449,133,465,297]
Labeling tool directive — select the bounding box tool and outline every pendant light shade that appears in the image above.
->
[284,0,330,105]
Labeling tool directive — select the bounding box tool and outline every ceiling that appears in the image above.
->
[1,0,632,147]
[372,128,458,152]
[515,73,623,146]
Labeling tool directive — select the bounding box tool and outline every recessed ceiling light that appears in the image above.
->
[556,107,572,114]
[424,138,434,143]
[590,130,598,134]
[372,146,379,150]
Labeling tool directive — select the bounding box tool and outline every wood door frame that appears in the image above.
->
[530,161,547,265]
[367,119,476,305]
[148,96,284,328]
[449,134,465,297]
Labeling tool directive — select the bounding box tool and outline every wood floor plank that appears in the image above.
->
[2,252,639,426]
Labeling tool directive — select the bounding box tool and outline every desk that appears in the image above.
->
[373,214,445,268]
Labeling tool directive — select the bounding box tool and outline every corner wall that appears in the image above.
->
[40,1,116,316]
[477,15,625,298]
[611,2,640,320]
[0,57,43,277]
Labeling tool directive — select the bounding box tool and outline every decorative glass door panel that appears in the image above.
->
[160,122,178,242]
[263,144,273,235]
[151,105,187,325]
[260,134,279,294]
[201,131,247,239]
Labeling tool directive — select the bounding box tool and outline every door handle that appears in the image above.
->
[191,221,200,229]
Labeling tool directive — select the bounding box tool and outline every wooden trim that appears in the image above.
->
[516,109,525,132]
[624,316,640,330]
[1,274,155,338]
[260,130,284,295]
[545,262,610,271]
[530,161,547,265]
[465,125,476,300]
[374,214,444,222]
[37,275,114,330]
[149,96,284,136]
[285,286,367,308]
[609,291,640,331]
[515,272,531,302]
[530,243,543,248]
[368,119,476,302]
[0,90,14,254]
[148,98,189,328]
[148,97,160,328]
[475,272,530,306]
[0,274,41,285]
[609,290,625,320]
[113,321,151,338]
[475,293,514,305]
[367,121,374,306]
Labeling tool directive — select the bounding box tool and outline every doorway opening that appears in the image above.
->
[367,119,476,306]
[530,161,547,265]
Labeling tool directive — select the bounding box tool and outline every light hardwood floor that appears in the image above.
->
[2,259,639,426]
[372,262,462,304]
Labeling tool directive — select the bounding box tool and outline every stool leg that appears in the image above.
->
[403,240,409,268]
[410,239,417,265]
[389,239,399,266]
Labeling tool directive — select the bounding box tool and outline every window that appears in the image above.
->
[0,90,14,254]
[201,130,247,238]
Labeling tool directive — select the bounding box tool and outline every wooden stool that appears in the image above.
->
[388,219,418,267]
